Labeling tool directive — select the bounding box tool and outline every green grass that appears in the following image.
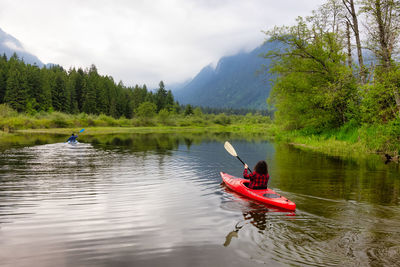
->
[0,104,272,133]
[269,121,400,158]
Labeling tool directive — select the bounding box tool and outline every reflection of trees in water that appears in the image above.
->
[274,144,400,206]
[0,134,63,151]
[84,132,268,154]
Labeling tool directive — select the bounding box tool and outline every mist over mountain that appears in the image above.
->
[173,41,279,110]
[0,28,45,67]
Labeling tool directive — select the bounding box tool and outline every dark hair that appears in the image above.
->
[254,160,268,175]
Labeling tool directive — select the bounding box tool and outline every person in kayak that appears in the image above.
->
[66,133,78,143]
[243,160,269,189]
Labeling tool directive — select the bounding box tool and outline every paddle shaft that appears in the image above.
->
[236,156,252,173]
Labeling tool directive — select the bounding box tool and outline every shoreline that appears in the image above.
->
[2,125,399,163]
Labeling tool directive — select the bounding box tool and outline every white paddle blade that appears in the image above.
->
[224,141,237,157]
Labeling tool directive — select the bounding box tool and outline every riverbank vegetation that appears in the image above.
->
[264,0,400,159]
[0,103,271,132]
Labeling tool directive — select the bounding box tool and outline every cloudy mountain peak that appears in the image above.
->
[0,27,45,67]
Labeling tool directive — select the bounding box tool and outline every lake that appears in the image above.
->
[0,132,399,266]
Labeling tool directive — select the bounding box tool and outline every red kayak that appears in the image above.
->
[220,172,296,211]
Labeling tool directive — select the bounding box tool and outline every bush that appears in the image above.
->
[158,109,170,124]
[0,104,17,117]
[136,102,157,118]
[50,112,71,128]
[97,114,118,126]
[213,113,231,125]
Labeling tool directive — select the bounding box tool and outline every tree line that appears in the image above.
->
[264,0,400,132]
[0,53,178,118]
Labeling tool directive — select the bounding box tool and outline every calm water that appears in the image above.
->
[0,133,399,267]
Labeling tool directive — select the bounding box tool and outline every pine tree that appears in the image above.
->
[0,54,8,103]
[50,67,69,112]
[26,64,43,111]
[4,64,28,112]
[155,80,168,112]
[82,65,98,114]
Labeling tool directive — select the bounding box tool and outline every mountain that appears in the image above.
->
[173,41,279,109]
[0,28,45,67]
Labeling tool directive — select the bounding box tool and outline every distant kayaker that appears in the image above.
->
[67,133,78,143]
[243,160,269,189]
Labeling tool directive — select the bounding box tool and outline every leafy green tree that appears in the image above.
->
[158,108,170,124]
[265,16,358,131]
[136,101,157,118]
[193,107,203,117]
[360,0,400,117]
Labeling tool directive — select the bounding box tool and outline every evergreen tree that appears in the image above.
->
[4,64,28,112]
[155,80,168,112]
[184,104,194,116]
[26,64,43,111]
[39,67,52,111]
[50,67,69,112]
[82,65,98,114]
[0,54,8,103]
[165,90,175,111]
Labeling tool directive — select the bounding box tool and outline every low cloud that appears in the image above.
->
[0,0,325,88]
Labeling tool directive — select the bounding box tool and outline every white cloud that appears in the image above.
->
[3,40,24,51]
[0,0,325,88]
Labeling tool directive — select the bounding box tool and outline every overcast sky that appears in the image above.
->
[0,0,325,88]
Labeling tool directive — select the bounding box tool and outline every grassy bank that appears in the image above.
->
[15,124,272,135]
[0,104,271,133]
[269,121,400,161]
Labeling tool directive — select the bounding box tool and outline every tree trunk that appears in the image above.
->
[374,0,392,70]
[343,0,366,83]
[346,22,353,68]
[394,88,400,118]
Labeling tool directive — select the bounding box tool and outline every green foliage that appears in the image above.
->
[157,108,171,124]
[50,112,71,128]
[184,104,194,116]
[261,1,400,155]
[265,18,358,131]
[0,104,17,117]
[213,113,231,125]
[5,62,28,112]
[136,102,157,118]
[193,107,203,117]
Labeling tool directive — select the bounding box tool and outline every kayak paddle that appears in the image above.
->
[224,141,252,173]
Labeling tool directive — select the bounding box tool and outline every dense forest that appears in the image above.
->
[0,53,177,118]
[264,0,400,134]
[0,53,272,119]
